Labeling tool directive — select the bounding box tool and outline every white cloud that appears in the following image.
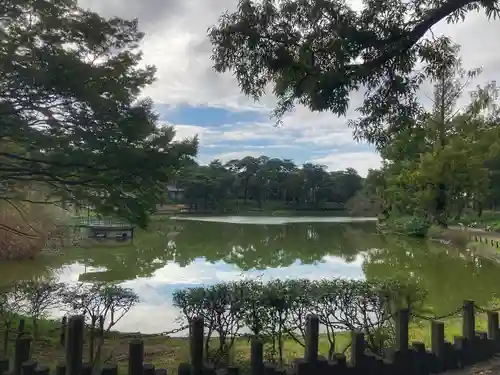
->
[312,152,382,177]
[171,124,206,141]
[209,151,261,163]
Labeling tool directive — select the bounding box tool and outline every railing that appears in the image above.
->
[69,217,132,228]
[2,300,500,375]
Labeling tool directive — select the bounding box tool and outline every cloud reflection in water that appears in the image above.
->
[56,254,365,333]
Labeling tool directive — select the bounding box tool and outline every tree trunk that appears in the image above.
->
[435,183,448,227]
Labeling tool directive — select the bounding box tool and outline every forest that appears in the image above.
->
[176,157,365,212]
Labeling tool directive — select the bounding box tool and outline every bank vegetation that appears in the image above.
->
[0,277,425,371]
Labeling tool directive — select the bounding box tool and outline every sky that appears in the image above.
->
[79,0,500,177]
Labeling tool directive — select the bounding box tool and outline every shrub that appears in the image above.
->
[491,221,500,232]
[173,278,426,365]
[384,216,431,237]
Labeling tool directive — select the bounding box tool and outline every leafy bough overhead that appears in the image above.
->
[208,0,500,148]
[0,0,198,228]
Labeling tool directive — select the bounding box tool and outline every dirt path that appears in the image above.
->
[446,357,500,374]
[448,226,500,239]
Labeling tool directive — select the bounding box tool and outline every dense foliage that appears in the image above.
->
[173,278,425,365]
[0,0,197,229]
[341,41,500,228]
[209,0,499,147]
[177,156,363,211]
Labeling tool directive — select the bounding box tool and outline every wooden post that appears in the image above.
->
[65,315,85,375]
[128,339,144,375]
[396,309,409,353]
[350,331,365,367]
[34,365,50,375]
[21,359,36,375]
[304,314,319,363]
[431,321,445,372]
[487,311,499,341]
[143,364,155,375]
[333,353,346,368]
[101,364,118,375]
[14,336,31,375]
[17,320,25,338]
[81,363,92,375]
[251,339,263,375]
[0,358,9,375]
[294,360,307,375]
[55,363,66,375]
[60,317,67,347]
[412,342,427,375]
[177,363,191,375]
[189,317,204,375]
[263,363,276,375]
[206,364,218,375]
[463,300,475,341]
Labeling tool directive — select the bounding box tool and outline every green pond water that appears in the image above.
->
[1,215,499,333]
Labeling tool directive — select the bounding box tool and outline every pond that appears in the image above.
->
[1,215,499,334]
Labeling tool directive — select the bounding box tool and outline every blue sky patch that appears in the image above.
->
[156,103,265,127]
[154,103,380,176]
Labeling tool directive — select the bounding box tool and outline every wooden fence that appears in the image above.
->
[1,300,500,375]
[470,234,500,248]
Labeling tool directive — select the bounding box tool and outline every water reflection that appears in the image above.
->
[0,218,499,333]
[171,215,377,224]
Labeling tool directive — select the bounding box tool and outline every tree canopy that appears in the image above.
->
[177,155,364,211]
[0,0,197,228]
[208,0,499,147]
[350,43,500,224]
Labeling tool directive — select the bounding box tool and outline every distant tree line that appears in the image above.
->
[176,156,365,212]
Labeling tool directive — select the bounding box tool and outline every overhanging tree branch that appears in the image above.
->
[348,0,478,78]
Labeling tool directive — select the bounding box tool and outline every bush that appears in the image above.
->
[345,193,383,217]
[173,278,426,365]
[491,221,500,232]
[384,216,431,237]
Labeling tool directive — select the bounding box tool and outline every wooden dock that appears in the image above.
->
[67,217,135,242]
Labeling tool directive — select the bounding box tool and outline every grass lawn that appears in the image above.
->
[0,313,490,374]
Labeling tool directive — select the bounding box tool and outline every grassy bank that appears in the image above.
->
[427,225,470,247]
[378,213,500,243]
[1,314,489,374]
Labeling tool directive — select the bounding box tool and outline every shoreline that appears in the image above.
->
[448,225,500,239]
